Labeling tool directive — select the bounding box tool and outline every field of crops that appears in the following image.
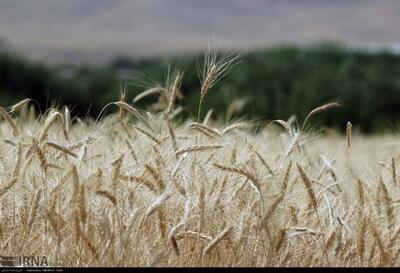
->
[0,51,399,267]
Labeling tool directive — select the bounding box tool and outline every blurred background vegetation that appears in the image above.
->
[1,43,400,133]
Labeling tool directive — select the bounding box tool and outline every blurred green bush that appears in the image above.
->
[1,43,400,133]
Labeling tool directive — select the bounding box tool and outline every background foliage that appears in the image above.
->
[1,43,400,132]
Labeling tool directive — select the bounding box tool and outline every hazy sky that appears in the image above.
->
[1,0,399,63]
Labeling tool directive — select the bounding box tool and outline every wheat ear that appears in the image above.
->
[302,102,341,129]
[0,106,18,136]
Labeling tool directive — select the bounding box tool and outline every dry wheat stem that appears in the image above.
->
[176,144,223,156]
[204,226,233,255]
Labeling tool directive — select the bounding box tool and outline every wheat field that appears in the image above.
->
[0,51,399,267]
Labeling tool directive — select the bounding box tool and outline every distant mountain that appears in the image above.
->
[0,0,399,63]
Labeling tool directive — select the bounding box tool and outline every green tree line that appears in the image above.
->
[1,43,400,132]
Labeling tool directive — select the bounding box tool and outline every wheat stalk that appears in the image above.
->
[346,122,352,148]
[133,125,161,145]
[302,102,341,129]
[9,98,32,114]
[95,190,117,206]
[199,180,205,233]
[213,163,261,198]
[144,163,165,193]
[391,157,397,186]
[0,106,19,136]
[379,176,394,230]
[112,102,153,132]
[189,123,221,137]
[166,119,178,152]
[204,226,233,255]
[260,161,292,226]
[133,87,164,104]
[358,216,367,263]
[165,70,184,115]
[176,144,222,156]
[45,141,78,158]
[254,150,274,176]
[111,155,124,190]
[274,229,286,253]
[146,191,173,217]
[39,111,62,142]
[78,184,87,223]
[296,164,320,225]
[27,189,42,228]
[221,122,249,135]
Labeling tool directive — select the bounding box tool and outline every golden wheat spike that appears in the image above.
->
[302,102,341,128]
